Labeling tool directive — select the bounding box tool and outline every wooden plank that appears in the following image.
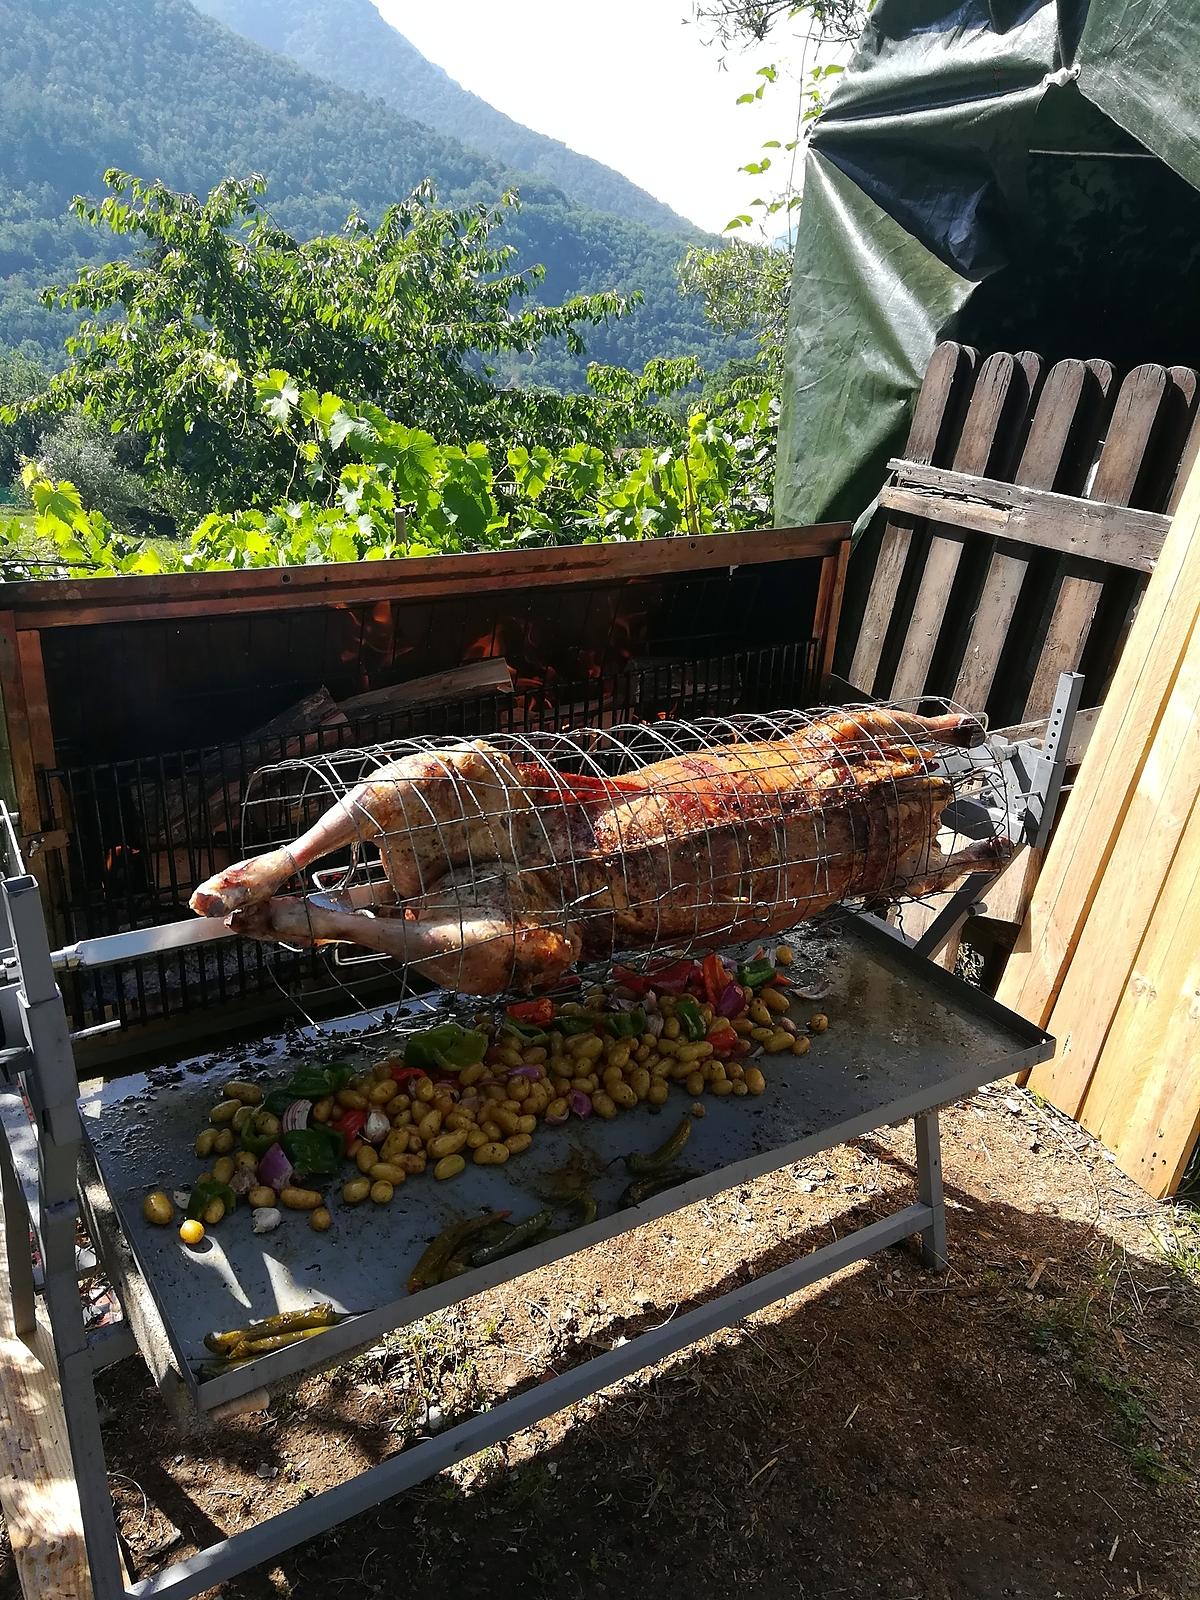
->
[1033,631,1200,1115]
[849,343,977,695]
[891,352,1031,701]
[813,539,850,686]
[998,441,1200,1032]
[1079,787,1200,1197]
[0,1198,94,1600]
[0,526,850,630]
[0,612,40,850]
[1022,365,1168,720]
[879,470,1166,573]
[336,658,513,717]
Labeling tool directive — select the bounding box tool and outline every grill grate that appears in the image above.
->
[38,644,820,1033]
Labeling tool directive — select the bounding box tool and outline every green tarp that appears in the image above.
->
[776,0,1200,528]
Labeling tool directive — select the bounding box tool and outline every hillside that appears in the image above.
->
[191,0,693,234]
[0,0,731,381]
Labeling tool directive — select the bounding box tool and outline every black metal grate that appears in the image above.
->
[38,643,820,1035]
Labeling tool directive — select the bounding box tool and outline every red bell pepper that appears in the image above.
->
[331,1107,368,1153]
[506,996,554,1027]
[706,1022,738,1056]
[701,953,732,1009]
[389,1064,429,1085]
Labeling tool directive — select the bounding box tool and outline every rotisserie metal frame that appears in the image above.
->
[0,678,1080,1600]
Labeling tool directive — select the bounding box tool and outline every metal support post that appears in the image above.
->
[914,1110,946,1271]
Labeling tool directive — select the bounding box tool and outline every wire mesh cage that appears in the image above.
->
[191,700,1017,1002]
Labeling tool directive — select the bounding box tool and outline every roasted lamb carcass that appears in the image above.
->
[190,707,1006,995]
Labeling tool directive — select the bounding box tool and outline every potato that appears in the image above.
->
[428,1128,468,1160]
[602,1065,624,1090]
[676,1042,713,1064]
[179,1219,205,1246]
[525,1086,549,1116]
[253,1111,281,1138]
[393,1151,427,1174]
[744,1067,766,1096]
[194,1128,217,1159]
[309,1207,332,1232]
[416,1109,443,1140]
[234,1150,258,1172]
[390,1092,412,1113]
[342,1177,371,1205]
[279,1186,322,1211]
[762,1030,791,1056]
[761,986,790,1015]
[750,1026,774,1044]
[628,1068,651,1101]
[711,1079,734,1097]
[407,1131,425,1153]
[201,1197,226,1226]
[473,1141,510,1166]
[775,944,794,966]
[213,1129,235,1155]
[356,1144,378,1175]
[748,999,772,1027]
[209,1099,241,1125]
[223,1080,263,1105]
[466,1128,488,1149]
[504,1133,532,1155]
[368,1162,407,1185]
[491,1107,519,1136]
[368,1080,396,1105]
[509,1077,530,1102]
[609,1081,637,1109]
[445,1110,475,1132]
[523,1046,547,1065]
[142,1191,173,1226]
[232,1104,255,1133]
[662,1016,681,1040]
[733,1081,749,1096]
[591,1091,617,1120]
[605,1044,631,1071]
[311,1096,334,1123]
[480,1120,502,1142]
[335,1088,368,1110]
[413,1077,435,1103]
[248,1185,276,1209]
[369,1180,394,1205]
[791,1036,811,1057]
[458,1062,485,1086]
[809,1013,830,1034]
[434,1154,466,1181]
[647,1079,669,1106]
[211,1155,235,1185]
[572,1035,604,1062]
[685,1072,705,1097]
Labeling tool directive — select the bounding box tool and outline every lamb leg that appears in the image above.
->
[191,740,531,917]
[228,893,581,996]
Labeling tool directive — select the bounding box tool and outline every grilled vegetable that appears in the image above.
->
[204,1303,342,1354]
[469,1206,552,1268]
[623,1113,692,1176]
[179,1219,205,1246]
[620,1166,699,1207]
[226,1325,334,1361]
[186,1178,236,1223]
[142,1191,173,1226]
[407,1211,511,1294]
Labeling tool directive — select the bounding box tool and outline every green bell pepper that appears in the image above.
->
[557,1013,601,1037]
[737,958,776,991]
[674,996,706,1042]
[281,1125,344,1178]
[186,1178,236,1222]
[404,1022,488,1074]
[601,1008,646,1039]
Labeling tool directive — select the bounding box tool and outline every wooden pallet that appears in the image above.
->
[839,346,1200,939]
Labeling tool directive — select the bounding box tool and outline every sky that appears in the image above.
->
[373,1,833,235]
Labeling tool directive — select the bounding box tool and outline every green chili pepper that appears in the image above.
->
[498,1020,548,1047]
[469,1207,553,1268]
[546,1191,599,1238]
[557,1013,601,1037]
[602,1008,646,1039]
[281,1125,343,1178]
[674,996,706,1041]
[624,1113,692,1176]
[404,1023,489,1074]
[439,1219,515,1282]
[737,958,776,991]
[186,1178,237,1222]
[407,1210,511,1294]
[620,1166,700,1208]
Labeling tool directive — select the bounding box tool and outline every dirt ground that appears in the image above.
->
[3,1083,1198,1600]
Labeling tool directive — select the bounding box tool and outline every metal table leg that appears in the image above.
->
[914,1110,947,1271]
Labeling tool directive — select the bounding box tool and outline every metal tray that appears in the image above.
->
[79,917,1051,1410]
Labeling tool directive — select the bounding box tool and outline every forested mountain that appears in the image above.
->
[191,0,692,234]
[0,0,733,382]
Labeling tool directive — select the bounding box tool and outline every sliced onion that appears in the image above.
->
[717,981,745,1019]
[568,1090,592,1118]
[544,1108,569,1126]
[506,1064,543,1080]
[793,984,832,1001]
[281,1099,310,1133]
[644,1012,664,1037]
[257,1142,293,1190]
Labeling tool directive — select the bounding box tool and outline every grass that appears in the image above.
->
[1153,1211,1200,1287]
[1028,1275,1188,1489]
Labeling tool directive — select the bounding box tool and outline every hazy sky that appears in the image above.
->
[374,1,830,235]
